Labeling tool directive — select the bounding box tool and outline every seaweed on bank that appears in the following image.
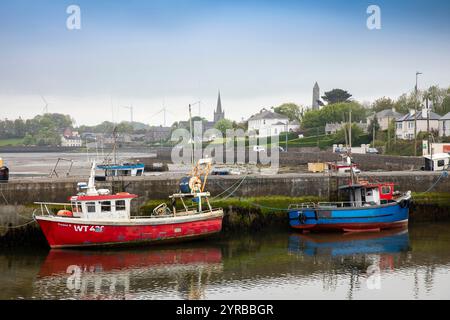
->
[139,196,324,233]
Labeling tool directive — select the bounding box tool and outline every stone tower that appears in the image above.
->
[214,91,225,123]
[312,82,320,110]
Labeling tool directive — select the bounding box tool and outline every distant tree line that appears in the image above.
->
[0,113,73,146]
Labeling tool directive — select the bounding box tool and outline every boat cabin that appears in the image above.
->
[339,182,395,207]
[68,193,137,220]
[97,163,145,177]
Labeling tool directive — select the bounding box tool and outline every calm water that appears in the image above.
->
[1,222,450,300]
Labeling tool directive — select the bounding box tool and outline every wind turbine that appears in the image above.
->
[150,107,169,126]
[122,105,134,123]
[41,95,49,114]
[190,100,201,117]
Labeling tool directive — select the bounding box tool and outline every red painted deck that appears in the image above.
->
[36,216,223,248]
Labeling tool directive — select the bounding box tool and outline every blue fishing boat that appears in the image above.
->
[289,180,411,232]
[97,162,145,177]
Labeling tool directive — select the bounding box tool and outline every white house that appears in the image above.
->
[395,109,441,140]
[247,108,300,137]
[367,108,404,131]
[61,135,82,147]
[439,112,450,137]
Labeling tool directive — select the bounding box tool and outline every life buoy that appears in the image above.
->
[57,210,73,217]
[189,176,202,193]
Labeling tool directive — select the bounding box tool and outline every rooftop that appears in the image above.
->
[374,109,404,119]
[396,110,442,122]
[440,112,450,121]
[248,108,289,121]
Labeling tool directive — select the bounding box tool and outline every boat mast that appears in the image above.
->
[189,104,194,166]
[86,160,98,196]
[347,109,356,186]
[112,126,118,165]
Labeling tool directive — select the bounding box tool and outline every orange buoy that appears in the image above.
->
[57,210,73,217]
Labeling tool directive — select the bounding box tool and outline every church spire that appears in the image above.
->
[216,90,222,114]
[214,90,225,123]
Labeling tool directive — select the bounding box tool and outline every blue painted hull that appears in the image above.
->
[289,202,409,232]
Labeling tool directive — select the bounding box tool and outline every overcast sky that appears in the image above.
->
[1,0,449,126]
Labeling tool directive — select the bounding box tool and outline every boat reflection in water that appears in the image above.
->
[288,228,411,295]
[34,245,223,300]
[289,228,410,258]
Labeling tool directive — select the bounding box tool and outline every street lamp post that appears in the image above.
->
[285,123,288,152]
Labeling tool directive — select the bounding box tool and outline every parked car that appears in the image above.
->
[253,146,265,153]
[367,148,379,154]
[334,147,350,154]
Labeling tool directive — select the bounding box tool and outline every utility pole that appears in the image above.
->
[349,109,352,150]
[426,96,431,156]
[372,125,376,148]
[414,72,422,156]
[387,116,390,150]
[285,123,288,152]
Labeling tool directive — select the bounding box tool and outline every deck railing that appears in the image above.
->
[288,203,317,210]
[34,202,72,216]
[288,201,390,210]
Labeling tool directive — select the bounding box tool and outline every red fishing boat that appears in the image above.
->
[34,159,224,248]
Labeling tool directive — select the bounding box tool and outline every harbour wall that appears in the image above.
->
[0,171,448,210]
[153,148,423,172]
[0,171,448,245]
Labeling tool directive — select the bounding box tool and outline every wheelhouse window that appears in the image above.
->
[72,202,82,213]
[86,202,96,213]
[101,201,111,212]
[381,186,391,194]
[116,200,126,211]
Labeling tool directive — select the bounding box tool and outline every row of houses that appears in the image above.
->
[60,126,173,148]
[368,108,450,140]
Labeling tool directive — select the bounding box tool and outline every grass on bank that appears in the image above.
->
[0,138,24,147]
[140,195,324,215]
[412,192,450,208]
[140,193,450,214]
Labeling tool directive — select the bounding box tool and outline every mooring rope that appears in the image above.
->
[0,219,36,230]
[0,190,8,205]
[416,170,449,195]
[210,175,293,212]
[214,174,249,201]
[0,210,37,230]
[209,170,250,200]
